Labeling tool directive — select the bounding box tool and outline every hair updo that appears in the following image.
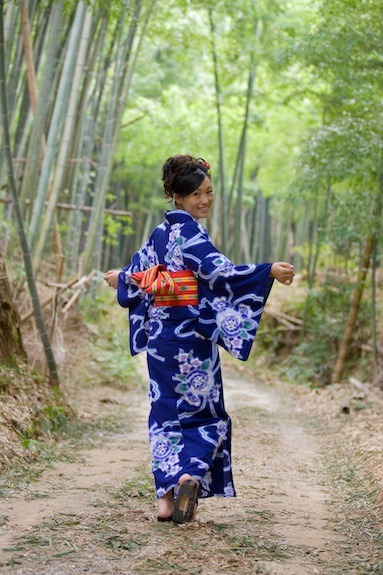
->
[162,155,211,199]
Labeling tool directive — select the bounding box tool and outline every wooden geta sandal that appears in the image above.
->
[172,479,198,524]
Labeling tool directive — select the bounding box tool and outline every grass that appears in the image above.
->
[112,472,155,504]
[309,417,383,575]
[0,410,132,496]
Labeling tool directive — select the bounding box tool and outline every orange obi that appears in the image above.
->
[131,265,198,307]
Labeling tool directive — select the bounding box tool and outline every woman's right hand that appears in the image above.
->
[270,262,294,286]
[104,269,120,289]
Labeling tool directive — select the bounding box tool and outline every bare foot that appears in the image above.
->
[157,489,174,520]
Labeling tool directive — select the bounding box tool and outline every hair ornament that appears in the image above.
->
[198,158,211,172]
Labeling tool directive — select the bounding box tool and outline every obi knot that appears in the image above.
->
[131,265,180,296]
[131,266,198,307]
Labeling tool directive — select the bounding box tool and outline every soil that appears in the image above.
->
[0,353,382,575]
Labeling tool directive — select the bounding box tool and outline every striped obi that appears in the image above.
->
[131,265,198,307]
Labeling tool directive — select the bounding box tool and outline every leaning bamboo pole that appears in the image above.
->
[0,195,132,217]
[0,1,59,385]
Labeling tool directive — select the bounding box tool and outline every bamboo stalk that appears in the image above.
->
[233,60,257,263]
[19,3,62,208]
[29,2,86,249]
[33,6,92,270]
[0,1,59,385]
[208,7,226,250]
[20,1,37,113]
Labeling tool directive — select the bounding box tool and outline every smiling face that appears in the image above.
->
[173,176,214,220]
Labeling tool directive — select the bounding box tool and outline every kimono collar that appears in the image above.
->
[164,210,198,226]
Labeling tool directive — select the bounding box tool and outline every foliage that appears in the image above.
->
[282,278,372,386]
[77,287,136,388]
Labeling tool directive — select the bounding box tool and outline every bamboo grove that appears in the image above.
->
[0,0,382,386]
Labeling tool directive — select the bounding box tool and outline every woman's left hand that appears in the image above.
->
[270,262,295,286]
[104,269,120,289]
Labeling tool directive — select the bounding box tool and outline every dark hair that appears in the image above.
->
[162,155,211,199]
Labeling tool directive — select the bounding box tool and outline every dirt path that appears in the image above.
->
[0,356,382,575]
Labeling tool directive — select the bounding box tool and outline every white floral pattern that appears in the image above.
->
[149,421,183,478]
[138,242,158,270]
[210,298,257,356]
[165,223,185,270]
[173,349,220,407]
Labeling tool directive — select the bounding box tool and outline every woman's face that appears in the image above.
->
[174,176,214,220]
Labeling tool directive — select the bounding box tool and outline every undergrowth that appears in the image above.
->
[256,275,373,387]
[74,286,136,389]
[0,279,137,478]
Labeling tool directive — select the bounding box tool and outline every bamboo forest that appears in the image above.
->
[1,1,383,574]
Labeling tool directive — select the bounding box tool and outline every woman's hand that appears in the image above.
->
[270,262,295,286]
[104,269,120,289]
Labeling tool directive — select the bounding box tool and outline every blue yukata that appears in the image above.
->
[117,210,273,500]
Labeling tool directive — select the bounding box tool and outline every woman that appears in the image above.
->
[104,154,294,523]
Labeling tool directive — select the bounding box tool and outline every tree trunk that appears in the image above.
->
[0,254,26,364]
[332,233,374,384]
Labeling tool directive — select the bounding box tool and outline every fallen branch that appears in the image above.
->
[359,343,383,358]
[275,310,303,325]
[21,276,79,323]
[264,308,302,330]
[21,270,97,323]
[62,270,97,314]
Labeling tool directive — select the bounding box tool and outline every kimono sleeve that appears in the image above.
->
[117,248,154,356]
[181,221,274,361]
